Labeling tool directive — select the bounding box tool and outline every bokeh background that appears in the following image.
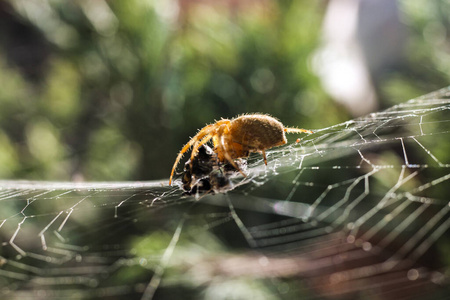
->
[0,0,449,182]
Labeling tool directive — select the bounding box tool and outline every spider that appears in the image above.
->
[169,114,313,185]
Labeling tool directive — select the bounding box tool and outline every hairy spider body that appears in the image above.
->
[169,114,313,185]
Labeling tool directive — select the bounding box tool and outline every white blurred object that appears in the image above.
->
[312,0,406,116]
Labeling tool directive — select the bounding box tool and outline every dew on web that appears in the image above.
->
[0,87,449,299]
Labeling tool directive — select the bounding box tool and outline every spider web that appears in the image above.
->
[1,87,449,300]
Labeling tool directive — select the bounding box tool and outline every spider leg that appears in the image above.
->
[190,133,213,165]
[189,120,231,167]
[219,131,247,177]
[261,150,267,165]
[284,127,313,134]
[169,125,216,185]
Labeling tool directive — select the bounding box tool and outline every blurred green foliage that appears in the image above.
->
[0,0,448,181]
[381,0,450,103]
[0,2,449,299]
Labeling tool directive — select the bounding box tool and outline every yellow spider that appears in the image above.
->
[169,114,313,185]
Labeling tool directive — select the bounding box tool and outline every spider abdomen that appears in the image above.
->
[229,114,287,151]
